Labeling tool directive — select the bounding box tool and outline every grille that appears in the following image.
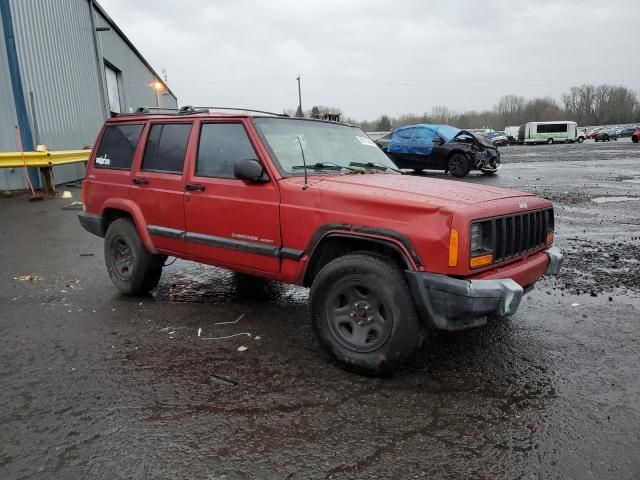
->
[488,208,553,262]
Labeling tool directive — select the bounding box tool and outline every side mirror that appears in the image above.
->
[432,137,444,145]
[234,159,268,183]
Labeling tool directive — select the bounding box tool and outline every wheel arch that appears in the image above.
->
[446,148,471,160]
[302,226,422,287]
[101,199,157,254]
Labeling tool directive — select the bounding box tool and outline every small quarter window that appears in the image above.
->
[196,123,257,178]
[94,123,143,170]
[142,123,192,174]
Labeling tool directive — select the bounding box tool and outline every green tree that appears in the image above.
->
[376,115,392,131]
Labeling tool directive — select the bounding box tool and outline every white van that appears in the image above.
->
[518,121,578,144]
[504,126,520,144]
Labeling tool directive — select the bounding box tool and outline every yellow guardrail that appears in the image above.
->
[0,149,90,169]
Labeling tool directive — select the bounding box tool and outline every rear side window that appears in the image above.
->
[94,123,143,169]
[196,123,257,178]
[142,123,192,174]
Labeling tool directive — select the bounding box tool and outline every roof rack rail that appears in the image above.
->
[127,106,289,117]
[186,106,289,117]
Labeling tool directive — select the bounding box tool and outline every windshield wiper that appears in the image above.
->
[349,161,404,174]
[291,162,357,172]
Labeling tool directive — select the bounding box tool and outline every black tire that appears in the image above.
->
[547,138,554,144]
[447,153,471,178]
[577,137,584,143]
[309,253,424,375]
[104,218,164,295]
[481,169,498,175]
[632,135,639,143]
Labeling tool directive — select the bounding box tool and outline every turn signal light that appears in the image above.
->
[546,232,554,245]
[448,228,459,267]
[470,254,493,269]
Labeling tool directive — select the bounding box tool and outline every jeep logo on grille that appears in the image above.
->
[519,201,528,209]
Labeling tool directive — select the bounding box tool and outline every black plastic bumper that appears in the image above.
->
[406,247,563,331]
[78,212,105,237]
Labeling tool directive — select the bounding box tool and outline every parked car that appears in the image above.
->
[585,127,604,139]
[79,107,561,375]
[617,126,640,137]
[632,130,640,143]
[376,124,501,177]
[486,131,509,147]
[594,130,618,142]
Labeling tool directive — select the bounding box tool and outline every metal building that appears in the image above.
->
[0,0,178,190]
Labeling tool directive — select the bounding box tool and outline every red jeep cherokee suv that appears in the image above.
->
[79,107,562,374]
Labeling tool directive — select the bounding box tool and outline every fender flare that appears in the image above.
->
[302,224,423,281]
[101,198,157,254]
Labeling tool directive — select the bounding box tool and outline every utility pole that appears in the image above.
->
[296,75,303,117]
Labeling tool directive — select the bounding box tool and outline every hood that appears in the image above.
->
[452,130,497,148]
[283,173,535,209]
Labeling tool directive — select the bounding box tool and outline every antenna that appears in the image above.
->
[296,136,309,190]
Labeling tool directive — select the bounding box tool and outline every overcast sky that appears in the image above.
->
[99,0,639,121]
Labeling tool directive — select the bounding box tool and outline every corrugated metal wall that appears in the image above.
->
[0,9,23,190]
[95,11,178,112]
[0,0,178,191]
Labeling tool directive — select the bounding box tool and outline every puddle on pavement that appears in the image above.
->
[153,262,308,305]
[591,196,640,204]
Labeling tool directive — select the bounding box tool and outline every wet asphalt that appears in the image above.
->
[1,138,639,479]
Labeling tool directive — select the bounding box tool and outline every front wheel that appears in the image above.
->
[104,218,164,295]
[577,137,584,143]
[547,138,554,144]
[632,136,639,143]
[309,254,424,375]
[447,153,471,177]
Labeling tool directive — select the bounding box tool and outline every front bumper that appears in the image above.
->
[406,247,563,331]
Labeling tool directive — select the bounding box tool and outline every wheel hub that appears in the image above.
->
[112,237,134,279]
[327,281,393,353]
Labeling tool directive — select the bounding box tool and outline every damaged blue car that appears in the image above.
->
[375,124,501,177]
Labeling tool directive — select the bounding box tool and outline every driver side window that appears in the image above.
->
[196,123,257,178]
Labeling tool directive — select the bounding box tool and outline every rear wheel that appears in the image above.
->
[547,138,554,144]
[577,136,584,143]
[447,153,471,178]
[632,135,639,143]
[104,218,164,295]
[309,254,424,375]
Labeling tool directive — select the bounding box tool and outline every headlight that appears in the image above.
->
[471,223,483,252]
[470,221,494,268]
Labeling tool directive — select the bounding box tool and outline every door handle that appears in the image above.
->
[132,178,148,185]
[185,183,205,192]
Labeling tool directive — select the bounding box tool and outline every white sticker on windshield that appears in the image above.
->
[356,136,377,147]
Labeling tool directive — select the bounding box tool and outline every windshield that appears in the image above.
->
[252,118,399,175]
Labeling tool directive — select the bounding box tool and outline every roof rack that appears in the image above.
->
[127,105,289,117]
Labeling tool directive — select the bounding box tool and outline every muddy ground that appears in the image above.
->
[1,138,639,479]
